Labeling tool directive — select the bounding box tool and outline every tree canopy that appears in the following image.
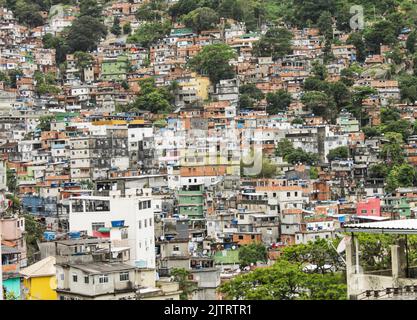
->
[188,43,237,84]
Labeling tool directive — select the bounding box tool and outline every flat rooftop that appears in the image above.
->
[65,262,135,274]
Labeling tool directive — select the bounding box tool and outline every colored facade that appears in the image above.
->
[20,256,57,300]
[178,185,205,219]
[356,198,381,216]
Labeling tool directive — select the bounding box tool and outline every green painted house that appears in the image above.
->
[100,55,129,81]
[394,198,411,218]
[178,185,205,219]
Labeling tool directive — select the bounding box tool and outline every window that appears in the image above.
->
[99,275,109,284]
[72,273,78,282]
[287,192,290,197]
[295,192,298,197]
[84,276,89,284]
[138,220,142,229]
[173,245,180,251]
[149,218,153,227]
[144,219,147,228]
[238,235,244,240]
[361,209,367,214]
[92,222,105,231]
[120,272,129,281]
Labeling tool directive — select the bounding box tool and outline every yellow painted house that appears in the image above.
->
[19,256,57,300]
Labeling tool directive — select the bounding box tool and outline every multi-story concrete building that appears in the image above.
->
[68,193,155,268]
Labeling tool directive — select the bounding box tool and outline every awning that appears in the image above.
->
[341,219,417,234]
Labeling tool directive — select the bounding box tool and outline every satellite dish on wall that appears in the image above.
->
[337,236,349,253]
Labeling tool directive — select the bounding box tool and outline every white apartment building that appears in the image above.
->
[69,194,155,269]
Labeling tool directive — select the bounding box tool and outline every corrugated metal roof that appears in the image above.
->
[343,219,417,234]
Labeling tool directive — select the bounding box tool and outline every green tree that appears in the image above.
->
[42,34,69,64]
[399,74,417,103]
[380,132,405,166]
[369,163,389,179]
[171,268,198,300]
[301,91,336,122]
[169,0,200,19]
[291,0,338,25]
[349,86,378,126]
[309,166,319,179]
[258,158,277,178]
[280,238,345,274]
[66,16,107,53]
[327,146,349,162]
[131,78,173,113]
[6,168,17,194]
[79,0,102,17]
[219,260,308,300]
[317,11,333,40]
[254,27,293,61]
[407,31,417,54]
[286,148,319,165]
[346,32,367,62]
[238,243,268,267]
[23,213,45,263]
[239,83,264,101]
[74,51,94,70]
[0,71,10,86]
[219,259,346,300]
[239,83,264,109]
[266,90,292,114]
[311,61,328,81]
[239,94,255,109]
[37,115,54,131]
[111,16,122,36]
[13,0,44,27]
[135,0,167,22]
[291,118,304,125]
[127,21,171,48]
[276,138,295,158]
[356,233,394,271]
[364,20,398,54]
[7,69,23,88]
[182,7,219,33]
[188,43,236,84]
[123,22,132,35]
[386,163,417,193]
[328,81,351,110]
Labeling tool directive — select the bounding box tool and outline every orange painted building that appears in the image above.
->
[232,232,262,246]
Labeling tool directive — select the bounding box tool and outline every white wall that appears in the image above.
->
[69,196,155,268]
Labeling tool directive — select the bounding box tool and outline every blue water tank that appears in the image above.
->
[44,231,56,241]
[111,220,125,228]
[69,231,81,239]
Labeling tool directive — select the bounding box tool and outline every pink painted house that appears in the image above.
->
[356,198,381,216]
[0,216,27,267]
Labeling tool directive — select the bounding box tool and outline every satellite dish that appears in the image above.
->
[232,245,236,250]
[337,236,349,253]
